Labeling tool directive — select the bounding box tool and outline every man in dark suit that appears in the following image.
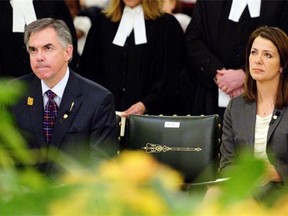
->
[11,18,118,173]
[0,0,79,78]
[185,0,288,120]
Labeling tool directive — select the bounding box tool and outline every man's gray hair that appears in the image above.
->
[24,18,72,52]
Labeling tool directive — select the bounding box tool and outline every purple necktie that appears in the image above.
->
[43,90,58,144]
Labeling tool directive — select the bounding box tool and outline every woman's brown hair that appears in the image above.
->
[104,0,163,22]
[244,26,288,108]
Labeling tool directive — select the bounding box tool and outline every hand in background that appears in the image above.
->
[228,86,245,98]
[216,69,245,94]
[259,164,282,186]
[122,102,146,117]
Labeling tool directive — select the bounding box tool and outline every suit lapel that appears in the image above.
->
[244,102,287,149]
[28,77,46,147]
[51,71,83,148]
[267,107,287,141]
[244,101,257,151]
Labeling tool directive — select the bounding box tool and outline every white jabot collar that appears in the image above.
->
[228,0,261,22]
[113,4,147,47]
[10,0,37,33]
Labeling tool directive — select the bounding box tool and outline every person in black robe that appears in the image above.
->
[0,0,79,78]
[185,0,288,120]
[77,0,188,116]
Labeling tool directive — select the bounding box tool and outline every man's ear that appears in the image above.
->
[65,44,73,62]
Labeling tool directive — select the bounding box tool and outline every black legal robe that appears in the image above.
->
[0,0,79,78]
[78,12,187,115]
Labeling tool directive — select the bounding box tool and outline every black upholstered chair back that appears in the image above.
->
[125,115,221,184]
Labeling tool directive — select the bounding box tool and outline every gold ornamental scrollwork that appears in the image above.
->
[142,143,202,154]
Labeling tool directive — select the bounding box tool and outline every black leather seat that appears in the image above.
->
[125,114,221,184]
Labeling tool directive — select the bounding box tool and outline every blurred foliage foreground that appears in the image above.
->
[0,79,288,215]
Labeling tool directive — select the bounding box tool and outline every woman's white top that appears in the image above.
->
[254,114,271,160]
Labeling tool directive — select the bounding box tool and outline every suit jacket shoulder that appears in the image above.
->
[11,71,118,170]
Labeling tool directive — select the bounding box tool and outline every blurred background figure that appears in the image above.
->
[80,0,110,9]
[179,0,196,17]
[161,0,192,32]
[0,0,79,78]
[185,0,288,120]
[79,0,110,22]
[65,0,92,55]
[77,0,187,116]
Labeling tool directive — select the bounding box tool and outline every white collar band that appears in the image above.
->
[113,4,147,47]
[228,0,261,22]
[10,0,37,33]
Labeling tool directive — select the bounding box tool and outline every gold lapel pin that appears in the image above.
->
[27,97,34,106]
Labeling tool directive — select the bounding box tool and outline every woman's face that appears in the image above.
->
[123,0,142,8]
[249,36,282,83]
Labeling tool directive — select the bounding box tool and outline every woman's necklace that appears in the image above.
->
[258,102,274,116]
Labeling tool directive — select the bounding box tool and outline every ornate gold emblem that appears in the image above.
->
[142,143,202,153]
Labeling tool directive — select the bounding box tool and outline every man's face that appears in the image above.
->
[28,27,72,88]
